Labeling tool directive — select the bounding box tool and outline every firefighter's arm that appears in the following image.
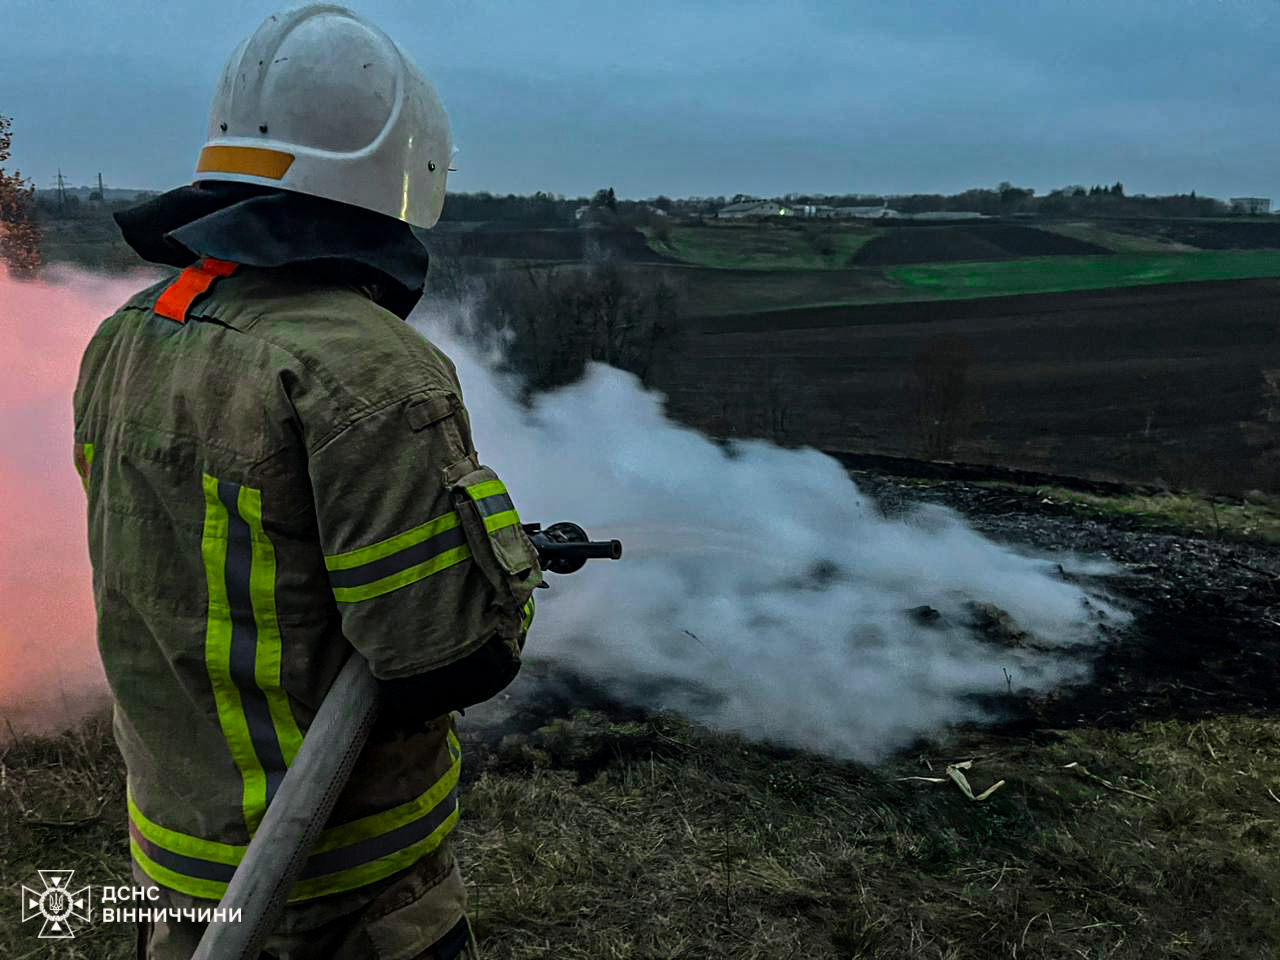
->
[308,387,542,718]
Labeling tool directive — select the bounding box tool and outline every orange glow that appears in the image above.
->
[0,264,158,738]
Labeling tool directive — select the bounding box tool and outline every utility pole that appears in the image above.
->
[55,169,67,207]
[97,172,104,198]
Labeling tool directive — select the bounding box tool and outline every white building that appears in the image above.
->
[833,205,902,219]
[717,200,795,219]
[793,204,838,218]
[908,211,989,221]
[1229,197,1271,215]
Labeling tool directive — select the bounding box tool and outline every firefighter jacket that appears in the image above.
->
[72,259,541,920]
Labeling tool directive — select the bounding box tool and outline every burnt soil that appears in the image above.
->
[851,472,1280,737]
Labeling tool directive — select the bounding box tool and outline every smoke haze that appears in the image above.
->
[0,266,157,737]
[0,267,1127,758]
[416,300,1128,760]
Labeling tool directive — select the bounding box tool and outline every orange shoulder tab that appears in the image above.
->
[154,258,239,325]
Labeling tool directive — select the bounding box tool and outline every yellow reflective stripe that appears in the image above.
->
[202,474,267,832]
[290,807,460,902]
[332,544,472,603]
[523,595,536,632]
[312,731,462,853]
[482,510,521,535]
[74,442,95,493]
[196,145,295,180]
[465,479,508,501]
[127,786,243,865]
[239,485,304,767]
[325,512,462,571]
[81,442,95,492]
[127,734,462,903]
[130,839,231,902]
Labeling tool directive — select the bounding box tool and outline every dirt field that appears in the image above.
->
[649,278,1280,495]
[1106,217,1280,250]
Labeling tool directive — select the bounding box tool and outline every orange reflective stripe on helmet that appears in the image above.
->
[155,258,239,325]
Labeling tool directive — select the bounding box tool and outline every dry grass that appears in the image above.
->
[986,485,1280,543]
[1,715,129,959]
[456,712,1280,959]
[4,711,1279,958]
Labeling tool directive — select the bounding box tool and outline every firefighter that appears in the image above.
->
[73,6,540,958]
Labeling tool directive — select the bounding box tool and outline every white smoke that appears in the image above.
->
[0,261,1125,755]
[411,299,1129,761]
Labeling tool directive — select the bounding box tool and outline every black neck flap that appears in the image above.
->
[114,182,431,318]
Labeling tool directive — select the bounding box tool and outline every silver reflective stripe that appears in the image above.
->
[218,480,288,805]
[298,786,459,880]
[131,786,459,887]
[129,822,237,884]
[473,491,515,519]
[326,525,469,589]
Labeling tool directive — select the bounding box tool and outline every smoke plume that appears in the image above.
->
[416,299,1128,760]
[0,266,1126,760]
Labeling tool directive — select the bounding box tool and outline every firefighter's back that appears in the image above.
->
[74,264,469,939]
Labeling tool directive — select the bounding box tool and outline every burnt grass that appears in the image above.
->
[473,469,1279,761]
[849,473,1280,733]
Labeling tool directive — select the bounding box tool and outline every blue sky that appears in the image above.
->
[1,0,1276,200]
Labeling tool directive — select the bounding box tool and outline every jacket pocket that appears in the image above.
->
[445,461,542,606]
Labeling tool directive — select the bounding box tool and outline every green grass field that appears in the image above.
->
[640,221,1280,313]
[888,251,1280,300]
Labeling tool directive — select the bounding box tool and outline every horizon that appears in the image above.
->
[30,180,1266,205]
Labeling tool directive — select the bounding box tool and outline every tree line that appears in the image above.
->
[433,181,1243,223]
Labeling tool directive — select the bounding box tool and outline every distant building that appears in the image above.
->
[793,204,838,218]
[907,211,989,221]
[833,205,902,219]
[1229,197,1271,215]
[717,200,795,219]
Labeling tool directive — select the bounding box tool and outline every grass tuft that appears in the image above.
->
[986,484,1280,542]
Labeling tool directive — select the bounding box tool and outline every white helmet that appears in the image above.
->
[195,4,452,228]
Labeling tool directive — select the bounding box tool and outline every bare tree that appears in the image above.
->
[478,263,681,394]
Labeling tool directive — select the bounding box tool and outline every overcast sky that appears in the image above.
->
[1,0,1276,200]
